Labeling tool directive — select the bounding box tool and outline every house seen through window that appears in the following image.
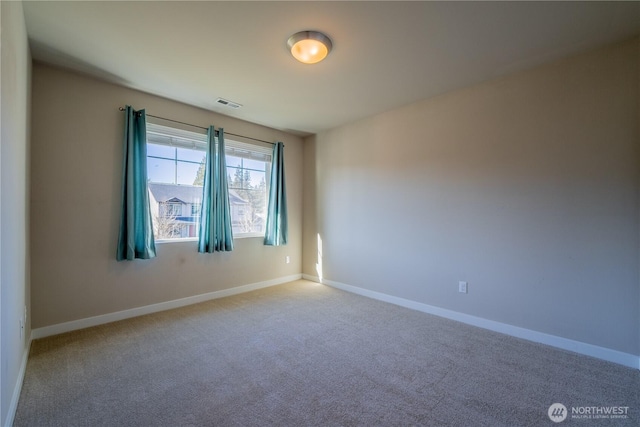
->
[146,121,272,241]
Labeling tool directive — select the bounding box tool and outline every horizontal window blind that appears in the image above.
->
[226,140,272,162]
[147,122,207,151]
[147,122,271,162]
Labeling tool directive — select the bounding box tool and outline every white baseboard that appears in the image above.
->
[32,274,302,340]
[4,338,31,427]
[302,274,640,370]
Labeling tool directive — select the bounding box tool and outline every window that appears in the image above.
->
[146,121,272,241]
[160,201,183,217]
[226,142,271,236]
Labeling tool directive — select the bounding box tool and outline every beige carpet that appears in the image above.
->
[14,280,639,426]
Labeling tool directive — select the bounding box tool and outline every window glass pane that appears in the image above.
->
[226,155,242,168]
[177,162,202,186]
[227,166,247,189]
[247,170,266,187]
[148,157,175,184]
[243,159,266,171]
[150,185,202,240]
[230,190,265,234]
[148,143,175,159]
[147,123,209,241]
[177,147,205,162]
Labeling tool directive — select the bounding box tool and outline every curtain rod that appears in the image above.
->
[118,107,276,146]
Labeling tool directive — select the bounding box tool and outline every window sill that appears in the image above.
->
[236,233,265,239]
[155,234,264,244]
[155,238,198,245]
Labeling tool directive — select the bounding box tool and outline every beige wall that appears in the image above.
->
[1,1,31,423]
[303,38,640,356]
[30,64,303,329]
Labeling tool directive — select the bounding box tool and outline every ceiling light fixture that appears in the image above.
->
[287,30,333,64]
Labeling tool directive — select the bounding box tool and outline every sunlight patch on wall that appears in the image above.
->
[316,233,323,283]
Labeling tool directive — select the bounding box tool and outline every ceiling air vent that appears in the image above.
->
[215,98,242,109]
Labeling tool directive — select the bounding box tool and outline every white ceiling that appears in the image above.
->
[23,1,640,136]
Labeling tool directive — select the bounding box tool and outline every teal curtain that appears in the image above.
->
[116,106,156,260]
[198,127,234,253]
[264,142,288,246]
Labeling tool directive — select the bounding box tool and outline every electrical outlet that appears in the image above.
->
[286,256,290,264]
[458,281,468,294]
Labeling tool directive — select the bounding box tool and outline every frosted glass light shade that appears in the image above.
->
[287,31,332,64]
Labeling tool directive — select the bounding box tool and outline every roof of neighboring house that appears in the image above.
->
[148,182,248,205]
